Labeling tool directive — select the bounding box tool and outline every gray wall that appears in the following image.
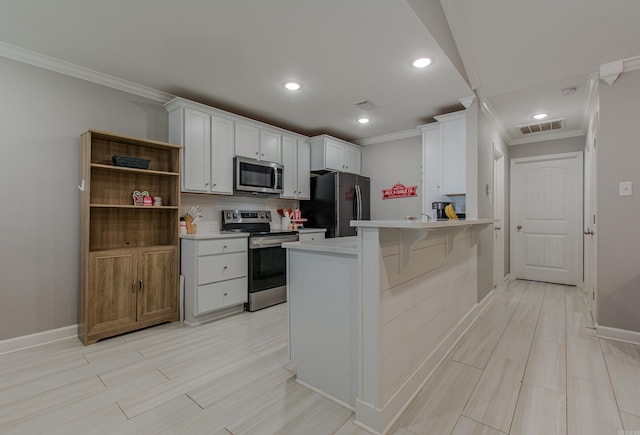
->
[478,107,510,290]
[0,57,168,340]
[361,135,423,220]
[597,68,640,333]
[509,135,585,159]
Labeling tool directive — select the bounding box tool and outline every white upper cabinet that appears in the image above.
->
[235,122,281,164]
[210,116,234,194]
[419,109,467,215]
[310,135,362,175]
[296,140,310,199]
[343,145,361,175]
[260,130,281,163]
[436,111,466,195]
[281,136,310,199]
[165,97,303,196]
[234,122,260,160]
[182,108,211,192]
[167,105,234,195]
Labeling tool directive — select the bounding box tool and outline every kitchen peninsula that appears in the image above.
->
[284,218,493,434]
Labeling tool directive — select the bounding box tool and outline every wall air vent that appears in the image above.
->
[516,118,564,135]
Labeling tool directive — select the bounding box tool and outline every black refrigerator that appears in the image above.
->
[300,172,370,238]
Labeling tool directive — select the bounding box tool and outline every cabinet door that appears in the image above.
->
[210,116,234,194]
[137,247,178,323]
[260,130,281,163]
[235,122,260,159]
[343,146,361,174]
[296,140,310,199]
[281,135,297,198]
[183,108,211,192]
[325,139,344,171]
[440,117,466,195]
[87,250,137,336]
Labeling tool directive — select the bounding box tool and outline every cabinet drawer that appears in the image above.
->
[197,238,247,256]
[298,232,326,242]
[196,277,247,315]
[197,252,247,284]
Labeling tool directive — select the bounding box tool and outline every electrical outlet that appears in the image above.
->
[619,181,632,196]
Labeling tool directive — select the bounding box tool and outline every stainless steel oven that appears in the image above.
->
[221,210,298,311]
[248,231,298,311]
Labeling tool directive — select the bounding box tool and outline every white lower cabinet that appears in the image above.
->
[298,229,326,242]
[181,236,248,325]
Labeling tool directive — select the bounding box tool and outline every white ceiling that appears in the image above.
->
[1,0,639,145]
[441,0,640,145]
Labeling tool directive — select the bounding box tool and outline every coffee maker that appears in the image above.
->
[432,201,450,220]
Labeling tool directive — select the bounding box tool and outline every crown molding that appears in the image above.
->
[354,128,421,146]
[599,55,640,86]
[479,99,511,145]
[0,42,174,103]
[458,95,475,109]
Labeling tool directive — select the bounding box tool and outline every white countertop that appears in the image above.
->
[180,232,250,240]
[283,236,359,255]
[350,218,494,229]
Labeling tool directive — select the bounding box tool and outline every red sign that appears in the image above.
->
[382,183,417,199]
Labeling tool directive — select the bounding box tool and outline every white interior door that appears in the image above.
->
[584,121,598,318]
[511,152,583,285]
[493,147,505,288]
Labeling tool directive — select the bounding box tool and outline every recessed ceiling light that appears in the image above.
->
[533,113,548,120]
[282,81,302,91]
[357,116,371,124]
[411,57,433,68]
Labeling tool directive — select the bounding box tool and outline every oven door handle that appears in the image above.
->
[250,235,299,249]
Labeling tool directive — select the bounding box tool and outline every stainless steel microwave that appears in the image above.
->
[234,157,284,194]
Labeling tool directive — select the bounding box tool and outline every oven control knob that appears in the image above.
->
[233,213,238,218]
[260,213,265,218]
[226,213,232,219]
[266,212,271,218]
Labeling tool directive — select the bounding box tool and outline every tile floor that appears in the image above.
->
[0,280,639,434]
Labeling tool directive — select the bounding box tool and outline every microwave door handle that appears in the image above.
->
[273,166,278,190]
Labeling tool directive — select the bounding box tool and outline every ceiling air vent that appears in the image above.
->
[517,118,564,135]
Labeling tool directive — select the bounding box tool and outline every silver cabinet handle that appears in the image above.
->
[584,229,594,235]
[139,280,143,291]
[517,225,522,230]
[223,266,228,270]
[223,292,228,297]
[495,227,502,230]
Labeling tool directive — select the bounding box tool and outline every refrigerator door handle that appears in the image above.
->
[355,184,362,220]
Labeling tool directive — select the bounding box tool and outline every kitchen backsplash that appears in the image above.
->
[181,193,299,232]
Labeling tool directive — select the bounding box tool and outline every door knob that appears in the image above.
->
[584,229,594,235]
[517,225,522,230]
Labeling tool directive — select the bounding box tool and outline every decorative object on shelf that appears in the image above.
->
[382,182,418,199]
[132,190,149,206]
[153,196,162,206]
[112,155,150,169]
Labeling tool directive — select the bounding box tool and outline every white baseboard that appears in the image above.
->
[296,379,355,412]
[595,323,640,346]
[504,273,515,286]
[355,290,496,434]
[0,324,78,355]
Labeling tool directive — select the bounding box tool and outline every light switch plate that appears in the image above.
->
[619,181,632,196]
